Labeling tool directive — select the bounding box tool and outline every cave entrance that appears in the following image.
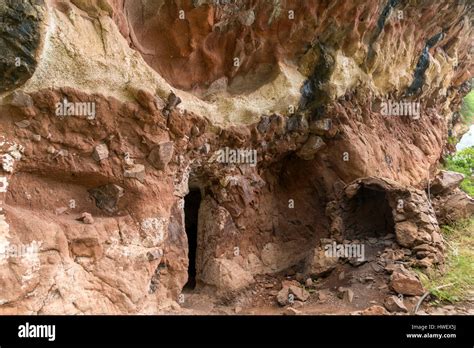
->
[343,186,395,239]
[183,188,202,290]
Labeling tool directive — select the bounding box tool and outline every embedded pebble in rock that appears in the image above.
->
[148,142,174,170]
[79,212,94,224]
[92,144,109,162]
[124,164,146,182]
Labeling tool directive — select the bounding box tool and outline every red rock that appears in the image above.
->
[390,266,425,296]
[0,0,470,316]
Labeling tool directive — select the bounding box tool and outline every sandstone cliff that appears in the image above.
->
[0,0,472,314]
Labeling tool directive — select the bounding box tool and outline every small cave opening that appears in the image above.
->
[343,186,395,239]
[183,188,202,291]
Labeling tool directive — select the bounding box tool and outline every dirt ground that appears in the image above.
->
[176,273,474,315]
[174,245,474,316]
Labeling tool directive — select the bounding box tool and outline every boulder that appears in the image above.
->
[390,266,424,296]
[432,188,474,225]
[431,170,464,194]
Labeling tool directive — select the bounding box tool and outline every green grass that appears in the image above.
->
[417,218,474,303]
[444,146,474,196]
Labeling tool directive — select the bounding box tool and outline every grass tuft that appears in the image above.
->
[417,218,474,303]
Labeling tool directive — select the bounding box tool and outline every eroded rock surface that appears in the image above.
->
[0,0,472,314]
[0,0,45,92]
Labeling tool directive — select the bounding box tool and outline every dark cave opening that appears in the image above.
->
[183,188,202,290]
[343,186,395,239]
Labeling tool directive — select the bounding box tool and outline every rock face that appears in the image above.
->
[0,0,472,314]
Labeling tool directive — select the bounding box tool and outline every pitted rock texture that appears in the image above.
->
[0,0,472,314]
[113,0,473,96]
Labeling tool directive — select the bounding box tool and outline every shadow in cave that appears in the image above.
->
[183,188,202,291]
[343,186,395,239]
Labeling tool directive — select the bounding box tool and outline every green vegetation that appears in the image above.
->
[460,90,474,123]
[420,91,474,305]
[444,146,474,196]
[447,136,457,146]
[417,218,474,303]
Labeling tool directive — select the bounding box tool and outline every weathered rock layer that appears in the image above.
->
[0,0,472,314]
